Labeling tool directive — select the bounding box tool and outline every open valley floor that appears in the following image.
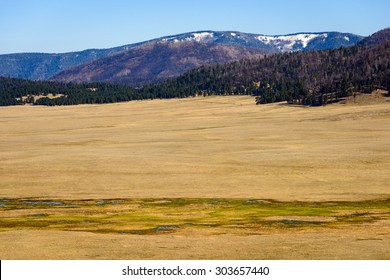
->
[0,95,389,259]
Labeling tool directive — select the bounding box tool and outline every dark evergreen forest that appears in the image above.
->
[1,36,389,107]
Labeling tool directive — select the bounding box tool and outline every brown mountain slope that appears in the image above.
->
[51,41,269,86]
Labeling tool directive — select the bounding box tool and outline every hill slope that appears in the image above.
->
[358,28,390,46]
[51,41,269,86]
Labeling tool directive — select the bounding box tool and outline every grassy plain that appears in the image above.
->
[0,94,389,259]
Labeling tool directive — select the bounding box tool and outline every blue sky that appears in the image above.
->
[1,0,389,54]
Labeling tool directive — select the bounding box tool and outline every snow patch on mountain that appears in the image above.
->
[190,32,214,42]
[160,32,215,44]
[155,31,361,52]
[160,36,176,42]
[256,33,328,51]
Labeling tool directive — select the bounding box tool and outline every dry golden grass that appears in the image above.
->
[0,226,389,260]
[0,95,389,259]
[1,95,389,201]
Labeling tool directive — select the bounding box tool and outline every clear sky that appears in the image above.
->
[1,0,389,54]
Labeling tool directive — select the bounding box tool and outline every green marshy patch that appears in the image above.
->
[0,198,388,235]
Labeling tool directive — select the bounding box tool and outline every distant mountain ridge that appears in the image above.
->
[0,30,363,84]
[159,31,362,52]
[0,45,137,81]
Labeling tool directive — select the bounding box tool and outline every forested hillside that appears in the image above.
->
[153,37,389,106]
[0,77,140,106]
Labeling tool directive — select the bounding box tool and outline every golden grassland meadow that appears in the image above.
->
[0,93,389,259]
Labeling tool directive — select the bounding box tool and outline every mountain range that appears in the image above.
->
[0,30,362,86]
[0,28,388,107]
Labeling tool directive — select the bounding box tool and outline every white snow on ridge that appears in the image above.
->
[160,36,177,42]
[256,33,328,51]
[189,32,214,42]
[231,32,236,36]
[161,32,215,43]
[344,36,350,41]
